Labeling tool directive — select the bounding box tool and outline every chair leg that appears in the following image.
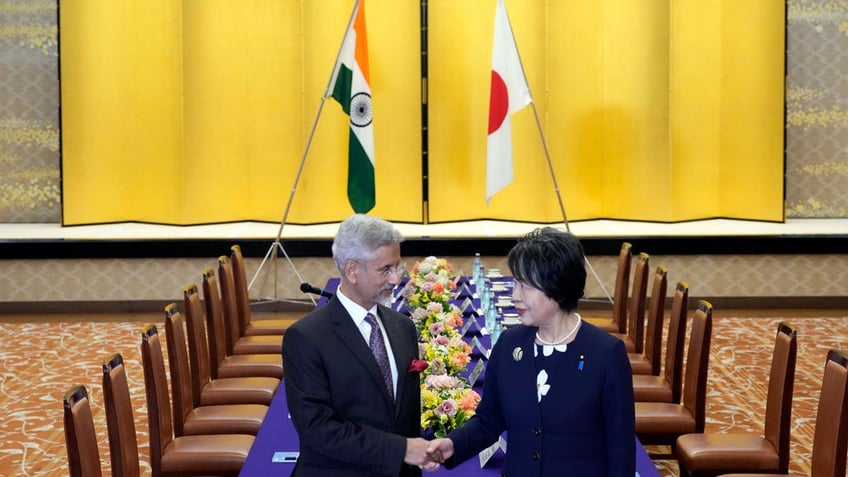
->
[678,463,692,477]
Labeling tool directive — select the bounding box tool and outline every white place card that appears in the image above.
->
[272,451,299,463]
[478,435,507,467]
[469,336,489,355]
[460,315,478,335]
[458,298,475,313]
[467,358,485,387]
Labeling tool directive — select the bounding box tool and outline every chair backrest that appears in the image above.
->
[682,300,713,433]
[810,349,848,477]
[63,385,103,477]
[610,242,633,333]
[626,253,650,354]
[218,254,242,356]
[643,265,668,375]
[663,281,689,403]
[164,303,197,437]
[763,321,798,474]
[183,284,214,407]
[202,266,229,378]
[140,323,175,477]
[101,353,140,477]
[230,244,253,335]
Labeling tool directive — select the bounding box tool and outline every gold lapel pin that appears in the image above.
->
[513,347,523,361]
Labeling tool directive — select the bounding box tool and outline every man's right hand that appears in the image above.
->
[405,437,436,467]
[426,438,454,463]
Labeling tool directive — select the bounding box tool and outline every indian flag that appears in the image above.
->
[329,0,375,213]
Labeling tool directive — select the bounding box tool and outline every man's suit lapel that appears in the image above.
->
[329,300,395,409]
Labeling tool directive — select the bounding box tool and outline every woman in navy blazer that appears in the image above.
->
[427,227,636,476]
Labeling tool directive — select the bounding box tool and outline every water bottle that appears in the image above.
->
[471,253,481,282]
[480,282,491,313]
[485,292,497,330]
[491,316,504,347]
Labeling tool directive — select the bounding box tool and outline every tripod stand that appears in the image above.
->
[249,2,364,307]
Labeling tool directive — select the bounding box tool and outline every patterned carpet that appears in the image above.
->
[1,313,847,477]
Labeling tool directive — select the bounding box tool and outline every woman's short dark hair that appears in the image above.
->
[507,227,586,312]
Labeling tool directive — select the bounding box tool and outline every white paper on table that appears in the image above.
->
[467,359,486,387]
[477,435,507,467]
[272,451,299,463]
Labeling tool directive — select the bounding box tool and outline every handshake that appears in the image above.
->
[405,437,455,472]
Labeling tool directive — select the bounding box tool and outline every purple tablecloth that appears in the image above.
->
[238,381,659,477]
[239,277,661,476]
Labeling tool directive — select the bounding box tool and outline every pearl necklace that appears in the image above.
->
[536,314,581,346]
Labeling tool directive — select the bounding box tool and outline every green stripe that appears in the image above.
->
[331,65,353,114]
[348,130,375,213]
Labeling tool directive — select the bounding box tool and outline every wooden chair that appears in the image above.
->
[62,385,103,477]
[635,300,713,455]
[629,264,667,375]
[633,281,689,402]
[101,354,140,477]
[138,328,255,476]
[159,309,267,437]
[719,349,848,477]
[230,244,290,335]
[202,267,284,379]
[613,252,649,354]
[584,241,632,333]
[167,300,278,407]
[218,255,286,355]
[677,322,798,476]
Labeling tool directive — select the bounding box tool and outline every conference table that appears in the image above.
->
[238,276,660,476]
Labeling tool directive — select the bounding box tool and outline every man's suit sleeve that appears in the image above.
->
[283,319,407,476]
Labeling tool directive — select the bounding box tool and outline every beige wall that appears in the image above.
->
[2,254,846,312]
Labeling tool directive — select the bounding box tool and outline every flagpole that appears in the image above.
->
[249,0,363,306]
[500,0,613,305]
[527,102,612,305]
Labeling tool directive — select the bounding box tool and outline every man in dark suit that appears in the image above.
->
[283,214,430,476]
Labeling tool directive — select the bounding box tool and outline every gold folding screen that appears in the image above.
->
[429,0,784,222]
[61,0,422,225]
[61,0,783,225]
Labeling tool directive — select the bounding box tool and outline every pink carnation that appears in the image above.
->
[433,334,450,346]
[434,399,458,417]
[411,308,430,321]
[424,374,460,389]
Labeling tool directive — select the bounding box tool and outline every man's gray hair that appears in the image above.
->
[332,214,404,272]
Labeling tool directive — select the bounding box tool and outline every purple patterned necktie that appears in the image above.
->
[364,312,394,400]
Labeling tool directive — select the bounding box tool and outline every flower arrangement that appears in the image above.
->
[409,301,464,342]
[420,333,473,376]
[404,255,479,438]
[402,256,457,311]
[420,374,481,438]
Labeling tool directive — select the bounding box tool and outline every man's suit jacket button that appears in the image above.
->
[533,427,541,436]
[532,451,540,460]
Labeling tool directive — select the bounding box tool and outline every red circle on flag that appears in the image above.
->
[489,71,509,135]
